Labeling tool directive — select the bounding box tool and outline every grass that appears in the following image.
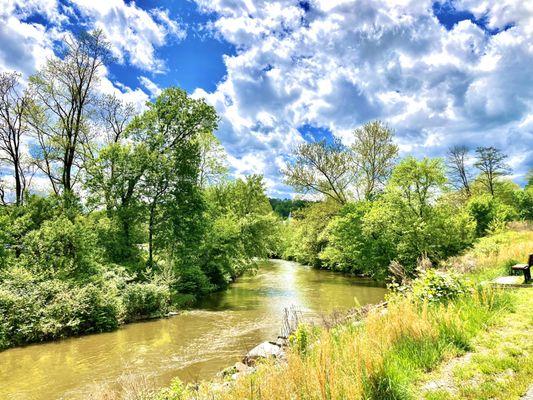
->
[420,288,533,400]
[440,226,533,281]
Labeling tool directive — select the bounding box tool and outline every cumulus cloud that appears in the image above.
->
[0,0,186,75]
[0,0,58,75]
[139,76,163,97]
[191,0,533,195]
[70,0,187,72]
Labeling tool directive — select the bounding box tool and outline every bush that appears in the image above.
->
[123,282,170,321]
[19,215,103,281]
[0,268,121,349]
[411,269,470,303]
[468,194,517,236]
[174,265,214,297]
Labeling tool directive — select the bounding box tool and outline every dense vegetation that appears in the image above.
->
[0,31,279,350]
[280,121,532,279]
[268,198,313,218]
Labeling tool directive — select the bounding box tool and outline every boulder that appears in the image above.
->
[243,341,284,365]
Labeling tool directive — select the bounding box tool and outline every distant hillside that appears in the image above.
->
[268,198,313,218]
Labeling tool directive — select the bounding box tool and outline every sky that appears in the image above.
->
[0,0,532,198]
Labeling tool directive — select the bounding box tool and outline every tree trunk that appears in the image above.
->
[148,202,156,268]
[14,161,22,205]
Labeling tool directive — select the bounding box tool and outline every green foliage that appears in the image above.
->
[283,157,479,278]
[174,265,214,296]
[411,269,470,303]
[514,186,533,220]
[18,215,102,280]
[201,175,279,288]
[319,201,380,276]
[123,283,170,321]
[282,199,341,267]
[0,267,121,349]
[268,198,311,218]
[467,194,517,236]
[289,324,311,355]
[362,158,476,275]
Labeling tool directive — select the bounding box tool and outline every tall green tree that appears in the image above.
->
[84,142,149,262]
[351,120,398,199]
[197,130,227,188]
[29,30,112,195]
[283,139,354,204]
[202,175,279,286]
[474,146,510,197]
[129,87,218,269]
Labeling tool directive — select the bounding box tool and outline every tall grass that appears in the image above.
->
[441,226,533,280]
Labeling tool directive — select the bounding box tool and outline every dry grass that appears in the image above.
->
[89,374,156,400]
[440,224,533,279]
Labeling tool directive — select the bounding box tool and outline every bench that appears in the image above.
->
[511,254,532,283]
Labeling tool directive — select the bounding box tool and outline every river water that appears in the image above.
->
[0,260,386,399]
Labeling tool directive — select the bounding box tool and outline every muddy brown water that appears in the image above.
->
[0,260,386,399]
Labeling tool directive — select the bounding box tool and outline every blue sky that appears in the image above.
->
[0,0,532,197]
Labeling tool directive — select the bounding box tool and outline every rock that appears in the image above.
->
[275,336,289,347]
[243,341,284,365]
[234,361,252,373]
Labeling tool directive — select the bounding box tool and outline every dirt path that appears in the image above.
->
[418,288,533,400]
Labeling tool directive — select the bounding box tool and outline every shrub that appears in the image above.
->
[411,269,470,303]
[19,215,103,281]
[468,194,517,236]
[174,265,214,296]
[0,268,121,349]
[123,282,170,321]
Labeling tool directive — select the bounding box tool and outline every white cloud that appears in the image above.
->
[191,0,533,194]
[0,0,186,75]
[69,0,187,72]
[139,76,162,97]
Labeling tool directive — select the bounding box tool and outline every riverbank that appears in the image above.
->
[124,226,532,400]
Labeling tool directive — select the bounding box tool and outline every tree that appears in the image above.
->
[84,142,149,263]
[387,157,447,218]
[0,72,32,205]
[474,146,510,196]
[351,120,398,199]
[446,145,472,196]
[282,199,341,267]
[202,175,278,286]
[29,30,112,195]
[196,129,227,188]
[525,168,532,189]
[283,139,354,204]
[364,157,475,273]
[129,87,218,268]
[98,94,136,145]
[269,198,311,218]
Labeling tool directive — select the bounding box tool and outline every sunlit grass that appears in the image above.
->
[420,289,533,400]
